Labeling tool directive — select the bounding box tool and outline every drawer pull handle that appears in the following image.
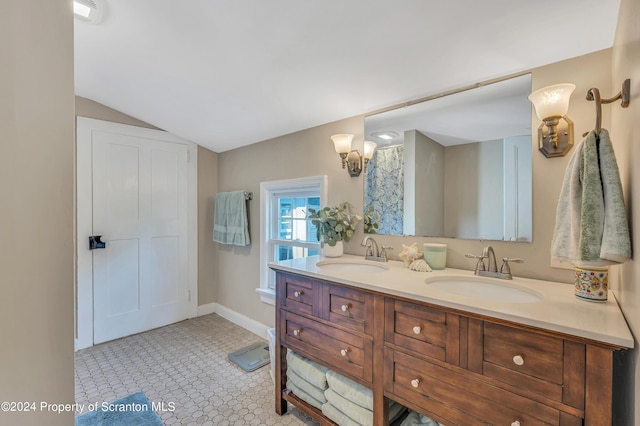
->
[340,348,349,357]
[341,304,351,312]
[511,421,521,426]
[292,329,301,337]
[412,326,422,334]
[293,291,303,298]
[512,355,525,366]
[411,379,420,388]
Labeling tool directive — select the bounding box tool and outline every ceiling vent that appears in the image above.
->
[74,0,105,24]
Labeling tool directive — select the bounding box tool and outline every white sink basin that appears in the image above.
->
[425,276,543,303]
[316,259,390,273]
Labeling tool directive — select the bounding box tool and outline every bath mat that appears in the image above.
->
[75,391,163,426]
[228,341,270,372]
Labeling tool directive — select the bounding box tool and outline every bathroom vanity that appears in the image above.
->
[271,255,633,426]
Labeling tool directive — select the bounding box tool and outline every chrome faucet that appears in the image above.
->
[465,245,523,279]
[483,245,498,274]
[361,236,392,262]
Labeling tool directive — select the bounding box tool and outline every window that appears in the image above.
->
[258,176,327,304]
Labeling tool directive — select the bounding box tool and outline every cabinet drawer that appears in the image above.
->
[481,322,585,406]
[484,322,563,383]
[385,348,564,426]
[282,311,372,382]
[324,284,373,335]
[385,299,459,364]
[278,273,321,317]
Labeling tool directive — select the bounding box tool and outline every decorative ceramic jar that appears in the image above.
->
[574,265,608,302]
[322,241,344,258]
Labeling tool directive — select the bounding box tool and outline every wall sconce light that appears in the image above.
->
[331,134,377,177]
[528,83,576,158]
[363,140,377,171]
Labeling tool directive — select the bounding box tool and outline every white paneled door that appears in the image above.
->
[77,118,197,347]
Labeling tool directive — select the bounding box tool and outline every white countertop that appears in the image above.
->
[270,255,634,348]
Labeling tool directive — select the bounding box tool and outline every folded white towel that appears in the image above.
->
[286,351,328,389]
[286,380,324,410]
[324,388,405,426]
[213,191,250,246]
[400,409,444,426]
[287,369,327,404]
[322,402,363,426]
[326,370,373,410]
[551,129,630,266]
[321,399,406,426]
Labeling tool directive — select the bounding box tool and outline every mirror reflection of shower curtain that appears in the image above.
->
[364,145,404,234]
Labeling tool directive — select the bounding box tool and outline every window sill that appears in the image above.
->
[256,287,275,305]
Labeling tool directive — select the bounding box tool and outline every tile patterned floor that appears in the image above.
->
[75,313,319,425]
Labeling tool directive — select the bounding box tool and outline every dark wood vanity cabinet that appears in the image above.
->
[274,271,623,426]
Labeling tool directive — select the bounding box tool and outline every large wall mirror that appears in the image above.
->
[364,74,533,242]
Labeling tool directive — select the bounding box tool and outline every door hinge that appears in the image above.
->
[187,289,191,301]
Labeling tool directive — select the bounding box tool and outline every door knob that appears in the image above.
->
[89,235,106,250]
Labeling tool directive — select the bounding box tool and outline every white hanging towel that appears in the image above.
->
[551,129,630,266]
[213,191,250,246]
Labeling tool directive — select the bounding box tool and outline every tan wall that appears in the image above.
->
[198,146,219,305]
[215,49,613,330]
[0,2,75,425]
[611,0,640,422]
[75,98,218,307]
[76,96,160,129]
[217,116,364,327]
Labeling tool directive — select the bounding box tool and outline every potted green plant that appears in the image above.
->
[307,202,361,257]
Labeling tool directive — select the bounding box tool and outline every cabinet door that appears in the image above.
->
[323,283,374,335]
[277,272,321,317]
[384,299,460,364]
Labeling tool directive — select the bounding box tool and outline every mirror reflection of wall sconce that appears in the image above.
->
[528,83,575,158]
[331,134,377,177]
[74,0,105,24]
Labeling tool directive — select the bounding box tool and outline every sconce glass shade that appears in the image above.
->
[528,83,576,120]
[331,134,354,154]
[74,0,105,23]
[363,141,377,160]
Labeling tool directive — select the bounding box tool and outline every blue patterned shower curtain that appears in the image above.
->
[364,145,404,235]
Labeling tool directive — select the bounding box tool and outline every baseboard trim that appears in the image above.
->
[197,303,271,340]
[197,302,217,317]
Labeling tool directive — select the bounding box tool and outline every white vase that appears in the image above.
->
[322,241,344,258]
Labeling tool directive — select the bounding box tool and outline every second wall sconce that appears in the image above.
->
[331,134,377,177]
[528,83,575,158]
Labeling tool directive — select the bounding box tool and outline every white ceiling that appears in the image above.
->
[74,0,621,153]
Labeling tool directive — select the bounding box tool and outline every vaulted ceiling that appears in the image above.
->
[74,0,621,153]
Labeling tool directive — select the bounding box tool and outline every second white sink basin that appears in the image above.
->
[316,259,390,273]
[425,276,543,303]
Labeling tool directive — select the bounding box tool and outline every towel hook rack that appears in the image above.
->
[585,78,630,136]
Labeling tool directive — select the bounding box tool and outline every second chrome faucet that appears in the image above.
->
[361,236,393,262]
[465,245,523,279]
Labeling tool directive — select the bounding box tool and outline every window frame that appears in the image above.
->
[257,176,327,305]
